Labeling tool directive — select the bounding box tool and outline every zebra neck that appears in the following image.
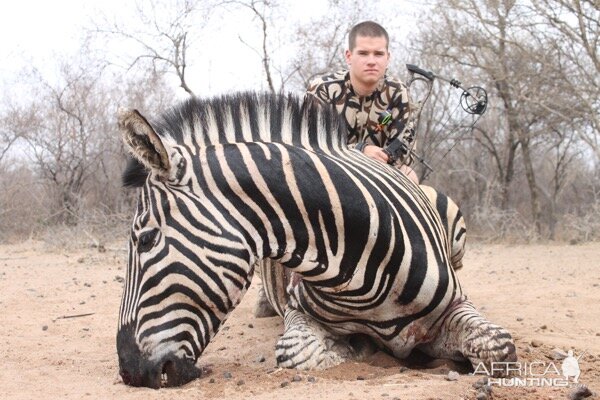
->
[196,141,364,284]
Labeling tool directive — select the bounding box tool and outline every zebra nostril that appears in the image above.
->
[159,356,202,387]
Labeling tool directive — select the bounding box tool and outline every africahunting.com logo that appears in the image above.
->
[474,350,584,387]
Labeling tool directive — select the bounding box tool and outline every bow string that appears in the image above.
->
[392,64,488,181]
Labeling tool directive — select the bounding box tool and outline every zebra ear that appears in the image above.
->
[118,109,171,178]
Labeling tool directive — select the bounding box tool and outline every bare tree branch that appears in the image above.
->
[91,0,218,96]
[229,0,277,92]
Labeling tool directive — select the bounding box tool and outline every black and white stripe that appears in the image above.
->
[116,92,515,387]
[419,185,466,270]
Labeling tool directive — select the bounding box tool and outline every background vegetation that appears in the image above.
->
[1,0,598,244]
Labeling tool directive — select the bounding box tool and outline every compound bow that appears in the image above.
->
[383,63,488,181]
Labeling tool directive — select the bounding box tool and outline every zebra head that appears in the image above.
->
[116,109,255,388]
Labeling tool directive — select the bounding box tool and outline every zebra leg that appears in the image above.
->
[275,308,375,370]
[253,261,279,318]
[419,299,517,375]
[419,185,467,271]
[254,280,278,318]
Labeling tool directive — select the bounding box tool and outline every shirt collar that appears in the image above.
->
[344,70,386,98]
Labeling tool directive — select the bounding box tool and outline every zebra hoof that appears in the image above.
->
[464,326,517,377]
[276,342,347,370]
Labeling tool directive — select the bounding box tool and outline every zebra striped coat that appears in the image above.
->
[255,183,467,320]
[116,92,516,388]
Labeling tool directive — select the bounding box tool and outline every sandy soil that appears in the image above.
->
[1,240,599,400]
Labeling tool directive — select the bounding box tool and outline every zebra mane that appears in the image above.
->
[123,91,347,188]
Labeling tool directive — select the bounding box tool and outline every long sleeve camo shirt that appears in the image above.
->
[306,70,415,164]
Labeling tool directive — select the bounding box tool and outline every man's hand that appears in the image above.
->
[363,145,389,164]
[362,145,420,184]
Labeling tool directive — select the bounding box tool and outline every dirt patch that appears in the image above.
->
[1,241,599,399]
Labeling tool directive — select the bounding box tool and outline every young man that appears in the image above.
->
[306,21,419,184]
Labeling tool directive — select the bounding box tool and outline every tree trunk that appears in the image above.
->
[520,136,542,236]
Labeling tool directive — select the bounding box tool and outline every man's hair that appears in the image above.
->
[348,21,389,51]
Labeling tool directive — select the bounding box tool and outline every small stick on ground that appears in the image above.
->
[54,312,95,321]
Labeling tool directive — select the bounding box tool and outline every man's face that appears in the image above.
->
[345,35,390,88]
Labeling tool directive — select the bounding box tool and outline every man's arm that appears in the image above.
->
[306,77,363,152]
[384,82,416,165]
[305,80,328,104]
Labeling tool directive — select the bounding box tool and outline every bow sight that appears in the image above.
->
[383,64,489,180]
[405,64,488,116]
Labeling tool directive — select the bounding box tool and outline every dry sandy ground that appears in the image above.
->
[1,240,599,400]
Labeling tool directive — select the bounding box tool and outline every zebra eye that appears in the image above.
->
[137,229,159,253]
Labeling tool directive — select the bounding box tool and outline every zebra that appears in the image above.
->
[116,92,516,388]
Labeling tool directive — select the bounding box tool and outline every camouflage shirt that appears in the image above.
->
[306,70,415,162]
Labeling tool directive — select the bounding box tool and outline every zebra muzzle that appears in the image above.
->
[159,357,204,388]
[117,325,204,388]
[119,355,203,388]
